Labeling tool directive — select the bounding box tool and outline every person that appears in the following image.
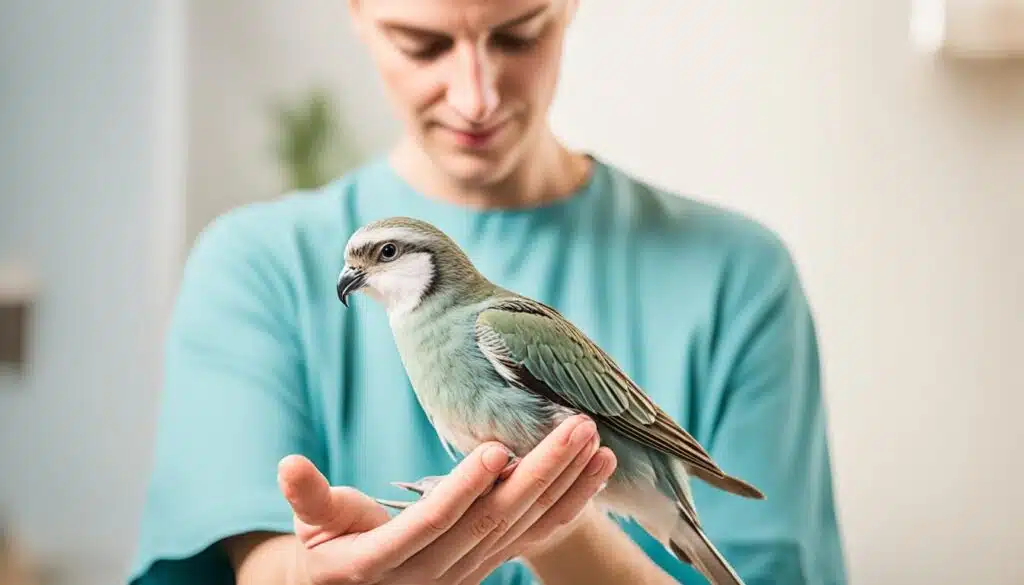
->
[127,0,849,583]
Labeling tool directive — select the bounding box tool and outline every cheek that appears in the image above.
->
[499,37,567,114]
[369,42,445,121]
[363,272,395,304]
[365,271,393,293]
[365,255,433,300]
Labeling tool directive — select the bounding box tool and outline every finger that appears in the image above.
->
[439,434,599,585]
[487,433,600,553]
[514,447,616,544]
[331,486,392,534]
[486,415,596,522]
[278,454,334,528]
[455,450,617,585]
[355,441,511,570]
[427,416,595,582]
[295,486,391,548]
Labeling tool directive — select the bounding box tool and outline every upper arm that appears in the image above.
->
[128,208,321,584]
[689,232,848,585]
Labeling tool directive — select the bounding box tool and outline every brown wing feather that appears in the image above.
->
[474,296,763,499]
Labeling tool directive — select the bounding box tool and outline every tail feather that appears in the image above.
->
[670,505,745,585]
[688,465,765,500]
[661,458,748,584]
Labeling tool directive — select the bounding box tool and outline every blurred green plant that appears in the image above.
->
[273,87,360,190]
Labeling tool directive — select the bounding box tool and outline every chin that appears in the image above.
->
[441,153,510,186]
[432,144,525,187]
[419,120,534,186]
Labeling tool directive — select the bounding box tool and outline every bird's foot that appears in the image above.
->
[375,475,446,510]
[392,475,447,497]
[376,456,520,510]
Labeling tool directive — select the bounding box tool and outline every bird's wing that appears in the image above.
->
[473,297,728,480]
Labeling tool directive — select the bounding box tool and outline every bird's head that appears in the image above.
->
[336,216,485,317]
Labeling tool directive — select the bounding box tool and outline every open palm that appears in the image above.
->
[277,415,616,585]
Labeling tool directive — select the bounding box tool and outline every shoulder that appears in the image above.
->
[188,172,360,262]
[183,164,378,283]
[172,164,383,330]
[599,160,801,291]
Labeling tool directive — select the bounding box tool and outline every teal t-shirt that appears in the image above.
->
[128,155,847,584]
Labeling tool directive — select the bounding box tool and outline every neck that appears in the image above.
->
[389,277,495,329]
[389,128,592,210]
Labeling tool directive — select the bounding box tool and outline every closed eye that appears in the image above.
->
[490,32,538,52]
[401,31,538,60]
[382,4,550,61]
[401,37,453,60]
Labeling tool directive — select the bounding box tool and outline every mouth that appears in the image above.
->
[336,266,367,307]
[444,119,509,148]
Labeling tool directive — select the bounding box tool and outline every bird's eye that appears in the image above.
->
[379,242,398,261]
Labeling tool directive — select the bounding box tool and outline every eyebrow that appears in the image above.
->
[379,3,551,38]
[495,4,550,30]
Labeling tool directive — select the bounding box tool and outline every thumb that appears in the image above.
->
[278,454,335,528]
[278,454,390,548]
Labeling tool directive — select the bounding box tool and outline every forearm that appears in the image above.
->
[222,531,304,585]
[522,508,678,585]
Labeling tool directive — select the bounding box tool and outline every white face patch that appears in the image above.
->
[364,252,434,318]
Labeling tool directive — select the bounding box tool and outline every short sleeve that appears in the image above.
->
[128,208,320,584]
[687,232,849,585]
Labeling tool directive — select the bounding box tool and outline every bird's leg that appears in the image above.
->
[376,454,521,510]
[392,475,447,497]
[375,475,446,510]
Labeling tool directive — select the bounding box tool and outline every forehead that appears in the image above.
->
[362,0,556,32]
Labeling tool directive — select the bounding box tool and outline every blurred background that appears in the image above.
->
[1,1,1022,584]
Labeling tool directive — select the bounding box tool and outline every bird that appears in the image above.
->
[335,216,765,585]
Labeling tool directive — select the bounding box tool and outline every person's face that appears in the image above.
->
[350,0,578,186]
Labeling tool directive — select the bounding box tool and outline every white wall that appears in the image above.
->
[0,0,184,583]
[186,0,399,245]
[4,0,1020,583]
[549,3,1024,584]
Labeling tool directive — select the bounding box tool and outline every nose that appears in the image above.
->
[446,43,499,123]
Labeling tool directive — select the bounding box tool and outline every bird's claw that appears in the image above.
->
[375,474,447,511]
[497,455,520,482]
[391,475,447,496]
[375,497,415,510]
[379,456,521,511]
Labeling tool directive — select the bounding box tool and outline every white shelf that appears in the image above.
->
[911,0,1024,58]
[0,263,38,305]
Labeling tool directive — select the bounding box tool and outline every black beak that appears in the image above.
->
[336,266,366,307]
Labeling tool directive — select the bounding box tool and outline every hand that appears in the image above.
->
[276,414,616,585]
